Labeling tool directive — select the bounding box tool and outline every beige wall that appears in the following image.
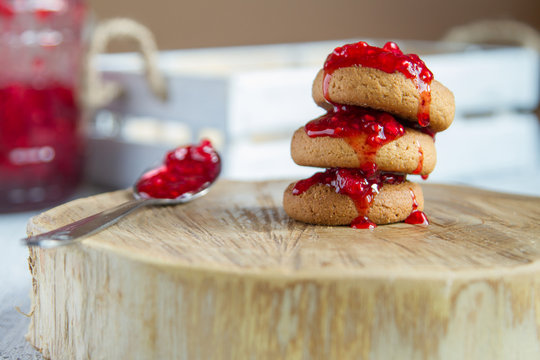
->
[88,0,540,51]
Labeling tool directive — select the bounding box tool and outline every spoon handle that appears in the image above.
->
[22,198,151,248]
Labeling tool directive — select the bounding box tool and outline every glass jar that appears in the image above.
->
[0,0,87,212]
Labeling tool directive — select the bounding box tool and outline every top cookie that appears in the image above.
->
[312,67,455,133]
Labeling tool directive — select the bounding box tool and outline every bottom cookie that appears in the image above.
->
[283,178,424,226]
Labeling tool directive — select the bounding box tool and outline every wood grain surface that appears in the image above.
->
[25,181,540,359]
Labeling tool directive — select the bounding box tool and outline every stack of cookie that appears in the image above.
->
[283,41,455,228]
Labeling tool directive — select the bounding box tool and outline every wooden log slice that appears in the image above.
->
[26,180,540,360]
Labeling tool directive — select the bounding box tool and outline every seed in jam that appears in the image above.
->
[136,140,221,199]
[305,105,405,166]
[322,41,433,127]
[292,168,406,229]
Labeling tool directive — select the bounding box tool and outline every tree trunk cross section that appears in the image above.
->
[25,181,540,359]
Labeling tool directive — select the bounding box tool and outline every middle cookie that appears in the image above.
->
[291,126,436,175]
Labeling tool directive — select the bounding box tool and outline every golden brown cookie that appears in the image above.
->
[312,67,455,133]
[291,126,436,175]
[283,181,423,225]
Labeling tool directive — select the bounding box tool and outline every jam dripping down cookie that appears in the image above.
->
[292,167,406,229]
[305,105,406,169]
[304,105,426,180]
[322,41,433,127]
[405,188,429,225]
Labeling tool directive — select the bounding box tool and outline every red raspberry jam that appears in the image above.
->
[410,123,436,139]
[0,1,14,17]
[404,188,429,225]
[0,84,83,212]
[305,105,405,168]
[323,41,433,127]
[135,140,221,199]
[292,167,406,229]
[404,211,429,225]
[0,0,87,212]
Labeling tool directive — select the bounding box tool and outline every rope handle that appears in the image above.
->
[82,18,168,109]
[443,20,540,52]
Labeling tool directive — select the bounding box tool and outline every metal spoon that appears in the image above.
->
[22,182,214,249]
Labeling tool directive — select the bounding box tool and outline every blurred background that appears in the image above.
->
[1,0,540,357]
[1,0,540,212]
[82,0,540,194]
[91,0,540,50]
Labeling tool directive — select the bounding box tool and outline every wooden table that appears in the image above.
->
[24,180,540,359]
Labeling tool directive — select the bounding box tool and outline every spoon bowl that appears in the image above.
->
[132,184,211,204]
[22,141,221,248]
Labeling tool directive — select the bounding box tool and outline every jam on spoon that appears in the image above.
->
[23,140,221,248]
[136,139,221,199]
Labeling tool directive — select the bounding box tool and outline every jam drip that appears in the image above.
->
[305,105,405,167]
[293,168,406,229]
[412,140,424,175]
[136,140,221,199]
[404,189,429,225]
[322,41,433,127]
